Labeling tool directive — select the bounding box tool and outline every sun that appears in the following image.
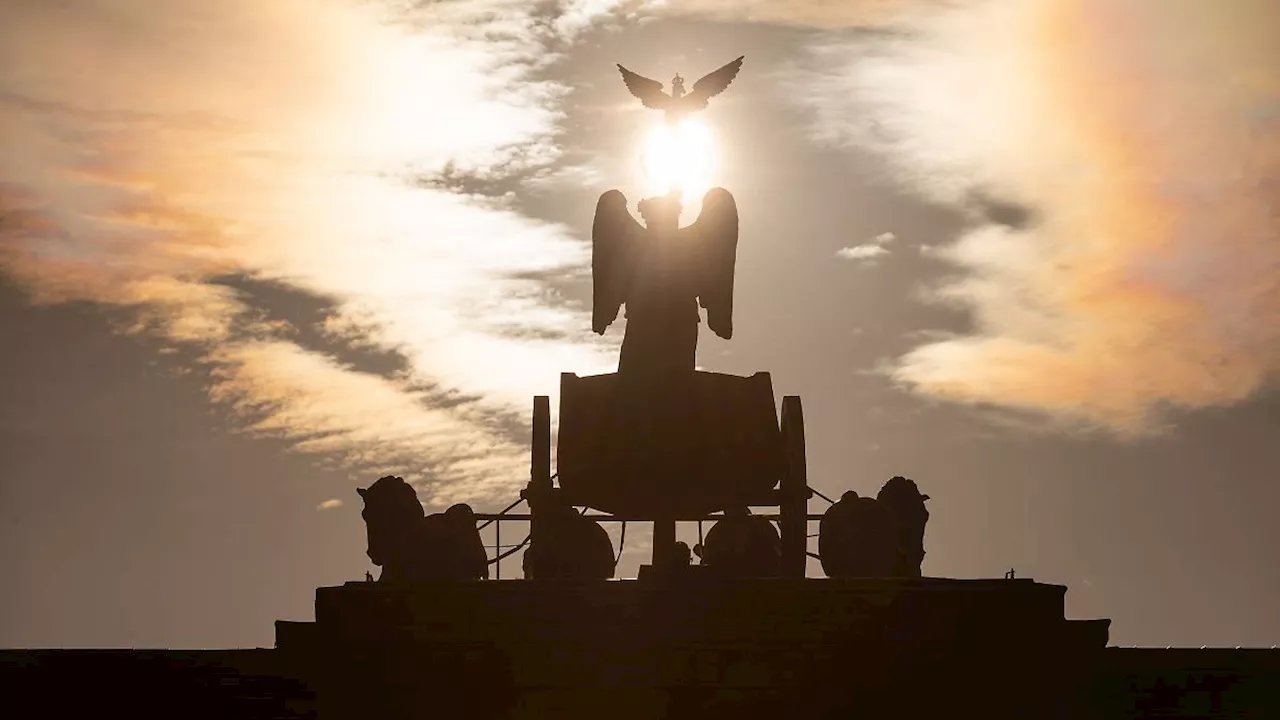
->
[640,118,716,206]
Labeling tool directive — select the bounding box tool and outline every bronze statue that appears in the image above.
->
[695,506,781,577]
[877,476,930,578]
[617,56,744,124]
[673,541,693,567]
[818,491,902,578]
[591,188,738,378]
[522,499,616,580]
[435,503,490,579]
[356,476,488,583]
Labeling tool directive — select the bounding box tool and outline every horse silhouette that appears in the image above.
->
[357,475,488,583]
[877,476,930,578]
[523,501,615,580]
[819,491,902,578]
[696,506,781,577]
[819,477,931,578]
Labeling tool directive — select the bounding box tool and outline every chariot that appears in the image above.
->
[521,369,812,576]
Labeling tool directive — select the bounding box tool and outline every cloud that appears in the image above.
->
[836,231,896,262]
[628,0,950,29]
[0,0,622,504]
[724,0,1280,435]
[316,499,343,511]
[207,340,532,504]
[836,245,888,261]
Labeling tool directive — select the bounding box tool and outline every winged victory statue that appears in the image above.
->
[550,54,786,538]
[617,55,745,124]
[591,188,738,379]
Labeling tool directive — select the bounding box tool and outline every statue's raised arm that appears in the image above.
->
[684,188,739,340]
[591,190,644,335]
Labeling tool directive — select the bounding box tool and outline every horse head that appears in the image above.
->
[876,476,930,529]
[356,475,425,567]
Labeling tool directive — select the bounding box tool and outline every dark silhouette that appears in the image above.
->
[818,490,902,578]
[437,503,489,578]
[817,477,930,578]
[617,55,744,124]
[673,540,692,566]
[554,371,786,520]
[877,475,930,577]
[356,475,488,583]
[522,498,616,580]
[592,189,738,380]
[696,506,781,577]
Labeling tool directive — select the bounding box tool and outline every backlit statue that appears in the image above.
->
[591,189,738,379]
[617,56,744,125]
[356,476,488,583]
[696,506,781,577]
[877,476,930,578]
[818,491,902,578]
[522,499,616,580]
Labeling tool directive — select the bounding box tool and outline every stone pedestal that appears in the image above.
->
[277,577,1110,719]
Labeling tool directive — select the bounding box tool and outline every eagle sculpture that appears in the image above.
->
[617,56,744,124]
[592,188,738,377]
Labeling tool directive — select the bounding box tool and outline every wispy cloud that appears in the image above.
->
[317,499,343,511]
[836,244,888,261]
[836,231,896,262]
[628,0,950,28]
[686,0,1280,435]
[0,0,623,505]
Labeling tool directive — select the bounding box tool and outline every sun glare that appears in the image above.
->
[641,118,716,206]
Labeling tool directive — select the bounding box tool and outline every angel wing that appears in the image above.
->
[678,56,744,112]
[592,190,645,334]
[683,187,739,340]
[616,65,671,110]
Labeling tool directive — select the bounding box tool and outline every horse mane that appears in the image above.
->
[361,476,424,522]
[877,476,928,511]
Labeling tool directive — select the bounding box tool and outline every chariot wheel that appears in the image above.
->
[779,396,808,578]
[523,395,554,575]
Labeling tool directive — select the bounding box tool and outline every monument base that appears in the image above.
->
[277,576,1109,719]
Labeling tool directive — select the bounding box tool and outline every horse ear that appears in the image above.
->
[356,487,367,498]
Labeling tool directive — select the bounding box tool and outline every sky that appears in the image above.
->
[1,0,1278,649]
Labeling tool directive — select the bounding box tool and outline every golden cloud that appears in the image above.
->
[715,0,1280,434]
[0,0,620,504]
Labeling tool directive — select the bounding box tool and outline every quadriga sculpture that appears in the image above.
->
[818,491,902,578]
[357,475,488,583]
[523,500,616,580]
[877,476,930,578]
[695,506,781,577]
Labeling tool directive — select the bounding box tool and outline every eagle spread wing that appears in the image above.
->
[591,190,644,334]
[684,187,739,340]
[616,65,670,110]
[680,56,744,112]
